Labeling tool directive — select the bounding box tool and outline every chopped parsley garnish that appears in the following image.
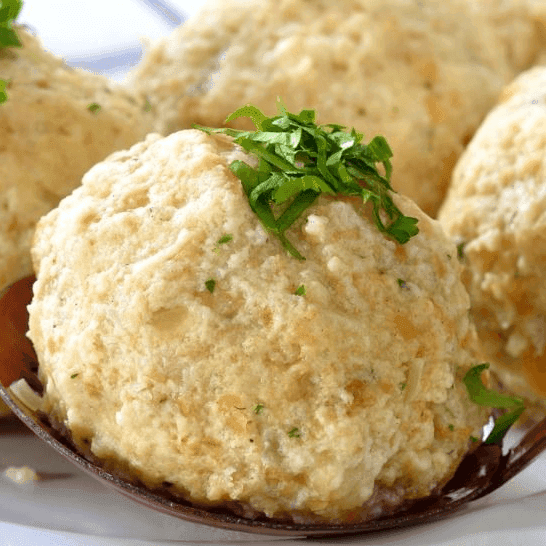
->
[195,99,418,260]
[87,102,101,114]
[448,424,455,431]
[217,234,233,245]
[0,0,22,49]
[463,363,525,445]
[70,373,79,379]
[397,278,409,290]
[205,279,216,293]
[295,284,306,296]
[0,78,8,104]
[253,404,264,414]
[399,382,407,391]
[288,427,301,438]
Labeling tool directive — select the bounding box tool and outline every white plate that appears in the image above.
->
[1,423,546,546]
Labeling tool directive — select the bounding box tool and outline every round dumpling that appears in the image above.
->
[28,129,487,521]
[439,66,546,413]
[0,28,154,292]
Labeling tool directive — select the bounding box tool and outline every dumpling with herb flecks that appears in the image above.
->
[438,66,546,419]
[0,27,154,293]
[28,126,488,522]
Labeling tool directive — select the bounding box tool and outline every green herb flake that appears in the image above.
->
[87,102,101,114]
[288,427,301,438]
[0,0,22,49]
[457,242,466,261]
[194,99,418,260]
[0,78,8,104]
[397,278,409,290]
[217,234,233,245]
[399,382,407,391]
[470,435,479,443]
[70,373,79,379]
[463,363,525,445]
[143,96,152,112]
[205,279,216,293]
[448,424,455,431]
[295,284,306,296]
[253,404,264,415]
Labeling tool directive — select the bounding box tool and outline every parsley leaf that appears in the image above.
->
[463,363,525,445]
[0,0,22,49]
[397,278,409,290]
[0,78,8,104]
[205,279,216,293]
[295,284,306,296]
[194,99,418,259]
[217,234,233,245]
[288,427,301,438]
[87,102,101,114]
[457,242,466,261]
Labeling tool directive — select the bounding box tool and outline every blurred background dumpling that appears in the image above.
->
[438,66,546,416]
[129,0,546,217]
[0,27,154,293]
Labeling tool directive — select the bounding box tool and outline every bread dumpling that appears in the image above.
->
[28,128,487,521]
[0,28,154,292]
[439,66,546,414]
